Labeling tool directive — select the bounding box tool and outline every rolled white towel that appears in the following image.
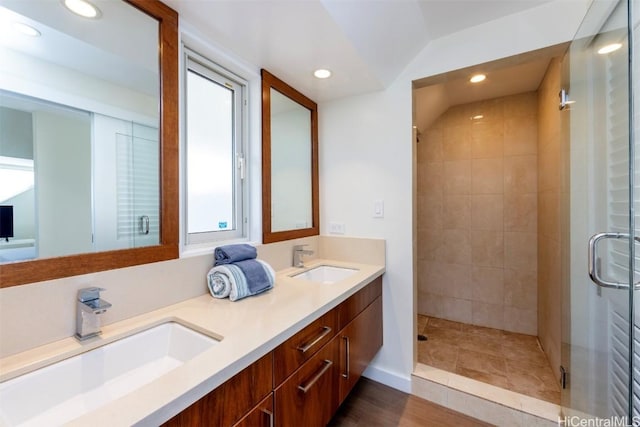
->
[207,260,276,301]
[207,264,241,299]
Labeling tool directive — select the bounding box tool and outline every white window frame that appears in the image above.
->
[183,48,248,245]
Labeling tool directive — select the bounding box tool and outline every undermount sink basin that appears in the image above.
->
[291,265,358,284]
[0,322,219,427]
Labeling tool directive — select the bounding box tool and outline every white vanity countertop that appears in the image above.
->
[0,259,384,426]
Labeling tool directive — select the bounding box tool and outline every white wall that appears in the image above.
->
[34,110,92,258]
[2,188,35,240]
[320,0,590,390]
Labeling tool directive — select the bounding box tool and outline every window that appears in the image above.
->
[184,50,247,244]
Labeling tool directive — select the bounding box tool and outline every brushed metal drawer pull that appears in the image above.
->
[342,336,350,379]
[296,326,332,353]
[261,409,274,427]
[298,359,333,393]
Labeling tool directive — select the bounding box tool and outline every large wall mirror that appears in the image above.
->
[0,0,178,287]
[261,69,319,243]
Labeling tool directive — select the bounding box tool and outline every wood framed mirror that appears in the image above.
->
[0,0,178,288]
[261,70,319,244]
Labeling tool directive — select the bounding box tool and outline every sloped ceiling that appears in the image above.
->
[164,0,554,102]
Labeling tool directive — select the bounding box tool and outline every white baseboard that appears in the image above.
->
[362,365,411,393]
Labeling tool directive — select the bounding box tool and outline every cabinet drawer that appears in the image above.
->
[163,353,273,427]
[274,337,340,427]
[233,393,273,427]
[273,309,338,385]
[338,276,382,330]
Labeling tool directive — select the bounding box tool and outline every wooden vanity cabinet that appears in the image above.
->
[338,295,383,403]
[164,276,383,427]
[162,353,273,427]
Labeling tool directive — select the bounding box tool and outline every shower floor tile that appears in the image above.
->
[417,314,561,404]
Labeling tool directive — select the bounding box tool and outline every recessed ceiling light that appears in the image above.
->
[13,22,41,37]
[597,43,622,55]
[471,115,484,120]
[314,69,332,79]
[470,74,486,83]
[63,0,101,19]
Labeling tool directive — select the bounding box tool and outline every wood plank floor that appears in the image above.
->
[328,378,491,427]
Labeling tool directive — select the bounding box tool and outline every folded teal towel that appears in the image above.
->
[207,260,275,301]
[214,244,257,265]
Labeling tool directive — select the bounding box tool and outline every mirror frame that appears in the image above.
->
[261,69,319,244]
[0,0,179,288]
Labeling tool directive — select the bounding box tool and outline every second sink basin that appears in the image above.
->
[0,321,219,427]
[291,265,358,284]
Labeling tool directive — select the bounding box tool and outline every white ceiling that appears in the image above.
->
[165,0,554,102]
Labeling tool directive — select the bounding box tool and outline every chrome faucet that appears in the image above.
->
[293,244,314,268]
[75,287,111,341]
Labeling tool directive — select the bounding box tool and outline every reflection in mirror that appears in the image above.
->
[0,0,160,263]
[0,0,178,288]
[270,89,312,232]
[261,69,319,244]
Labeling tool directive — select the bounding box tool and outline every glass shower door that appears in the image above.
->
[563,0,636,422]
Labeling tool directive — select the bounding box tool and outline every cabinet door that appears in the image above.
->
[339,296,383,403]
[233,393,273,427]
[274,337,340,427]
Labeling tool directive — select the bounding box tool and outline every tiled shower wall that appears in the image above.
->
[537,57,563,372]
[417,93,538,335]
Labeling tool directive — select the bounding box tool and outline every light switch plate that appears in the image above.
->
[373,200,384,218]
[329,222,345,234]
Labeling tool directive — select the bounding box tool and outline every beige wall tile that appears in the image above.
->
[443,125,471,160]
[538,191,559,239]
[444,160,471,195]
[420,261,448,296]
[472,301,504,329]
[417,228,442,261]
[469,98,504,124]
[417,194,442,230]
[443,195,471,230]
[504,115,537,156]
[503,92,538,118]
[419,292,442,317]
[441,297,473,324]
[505,232,537,271]
[504,155,537,194]
[443,104,471,128]
[504,306,537,335]
[537,57,562,376]
[504,193,537,232]
[472,266,504,305]
[504,268,537,309]
[471,194,504,231]
[419,128,443,164]
[470,121,504,159]
[471,230,504,267]
[472,158,503,194]
[436,229,471,265]
[417,162,443,195]
[538,142,560,193]
[443,264,473,299]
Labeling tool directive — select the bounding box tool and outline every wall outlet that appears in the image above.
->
[373,200,384,218]
[329,222,345,234]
